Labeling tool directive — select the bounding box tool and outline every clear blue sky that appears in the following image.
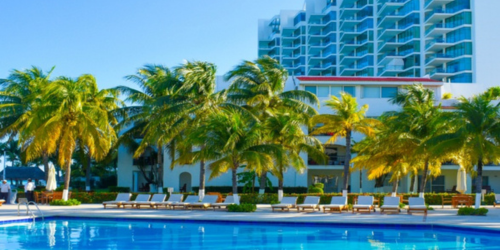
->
[0,0,498,90]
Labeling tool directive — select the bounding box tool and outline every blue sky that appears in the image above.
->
[0,0,498,90]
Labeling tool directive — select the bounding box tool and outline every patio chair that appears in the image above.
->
[153,194,184,209]
[170,195,199,210]
[441,195,452,208]
[102,193,132,209]
[493,194,500,208]
[210,195,237,210]
[380,196,401,214]
[135,194,167,209]
[185,195,219,210]
[271,197,298,212]
[121,194,151,209]
[323,196,348,213]
[352,196,375,213]
[296,196,321,212]
[407,197,427,215]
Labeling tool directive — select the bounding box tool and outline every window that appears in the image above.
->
[418,175,445,193]
[381,87,398,98]
[305,86,316,94]
[344,86,356,96]
[331,86,342,97]
[317,86,329,97]
[362,86,380,98]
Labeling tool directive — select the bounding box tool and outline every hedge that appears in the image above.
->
[191,186,308,194]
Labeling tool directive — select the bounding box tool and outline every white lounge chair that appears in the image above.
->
[352,196,375,213]
[102,193,132,209]
[296,196,321,212]
[211,195,237,210]
[121,194,151,209]
[170,195,199,210]
[185,195,219,210]
[323,196,348,213]
[271,197,297,212]
[494,194,500,208]
[135,194,167,209]
[154,194,184,209]
[407,197,427,215]
[380,196,401,214]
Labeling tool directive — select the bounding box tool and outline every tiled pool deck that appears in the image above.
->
[1,204,500,231]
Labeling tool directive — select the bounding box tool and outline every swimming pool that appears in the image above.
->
[0,217,498,249]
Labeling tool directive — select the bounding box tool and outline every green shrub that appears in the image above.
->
[108,186,130,192]
[191,186,308,194]
[227,203,257,212]
[240,193,279,204]
[50,199,81,206]
[457,207,488,216]
[308,183,324,194]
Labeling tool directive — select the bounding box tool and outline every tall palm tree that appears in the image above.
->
[0,66,54,180]
[389,84,450,194]
[116,64,183,192]
[19,74,120,200]
[182,108,278,199]
[433,88,500,207]
[264,112,325,193]
[311,93,378,192]
[225,56,319,192]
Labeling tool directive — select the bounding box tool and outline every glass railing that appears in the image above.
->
[426,53,453,63]
[425,38,445,49]
[383,65,404,71]
[426,23,446,35]
[309,155,347,166]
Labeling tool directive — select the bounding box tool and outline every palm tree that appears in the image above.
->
[264,112,325,194]
[389,84,450,194]
[225,56,319,192]
[182,108,278,200]
[311,93,378,192]
[432,88,500,207]
[19,74,120,200]
[0,66,54,180]
[116,64,183,192]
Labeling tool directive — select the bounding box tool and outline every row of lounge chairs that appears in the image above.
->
[272,196,427,215]
[103,193,236,210]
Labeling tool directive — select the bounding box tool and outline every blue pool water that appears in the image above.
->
[0,218,499,249]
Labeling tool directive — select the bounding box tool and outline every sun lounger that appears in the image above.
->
[102,193,132,209]
[271,197,297,212]
[153,194,184,209]
[170,195,199,210]
[352,196,375,213]
[494,194,500,208]
[380,196,401,214]
[121,194,151,208]
[135,194,167,209]
[211,195,237,210]
[185,195,219,210]
[323,196,348,213]
[407,197,427,215]
[296,196,321,212]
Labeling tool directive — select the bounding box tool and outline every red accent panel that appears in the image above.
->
[296,76,440,82]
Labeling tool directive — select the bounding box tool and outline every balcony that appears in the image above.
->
[426,8,466,23]
[425,38,448,51]
[340,63,372,76]
[425,0,455,11]
[379,65,405,76]
[377,0,410,16]
[425,53,454,66]
[340,51,370,64]
[339,39,369,54]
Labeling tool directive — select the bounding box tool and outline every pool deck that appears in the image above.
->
[1,204,500,231]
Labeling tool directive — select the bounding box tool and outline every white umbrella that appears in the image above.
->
[46,164,57,191]
[456,167,467,194]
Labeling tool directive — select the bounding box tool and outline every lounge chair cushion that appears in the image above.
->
[103,193,131,204]
[353,204,372,208]
[409,205,427,209]
[272,197,297,207]
[408,197,425,206]
[383,197,400,206]
[329,196,347,206]
[124,194,151,203]
[300,196,320,206]
[357,196,374,205]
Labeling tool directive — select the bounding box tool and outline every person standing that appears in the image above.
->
[0,180,10,202]
[24,178,35,202]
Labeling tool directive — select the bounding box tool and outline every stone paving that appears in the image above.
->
[1,204,500,231]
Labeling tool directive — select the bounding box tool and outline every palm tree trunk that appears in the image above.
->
[475,159,483,208]
[409,174,415,193]
[63,161,71,201]
[232,167,238,195]
[157,144,163,193]
[85,155,91,191]
[392,178,399,194]
[259,171,267,194]
[199,160,205,197]
[419,160,429,194]
[43,153,49,182]
[359,170,363,193]
[343,130,352,191]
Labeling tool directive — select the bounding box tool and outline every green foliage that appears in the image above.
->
[240,193,279,204]
[227,203,257,212]
[457,207,488,216]
[108,186,130,192]
[308,183,324,194]
[192,186,307,194]
[49,199,81,206]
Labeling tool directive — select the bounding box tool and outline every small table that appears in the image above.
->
[41,192,54,204]
[452,195,473,208]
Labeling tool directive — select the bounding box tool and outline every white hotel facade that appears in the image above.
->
[117,0,499,194]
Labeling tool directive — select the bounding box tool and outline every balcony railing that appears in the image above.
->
[309,155,347,166]
[133,157,156,166]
